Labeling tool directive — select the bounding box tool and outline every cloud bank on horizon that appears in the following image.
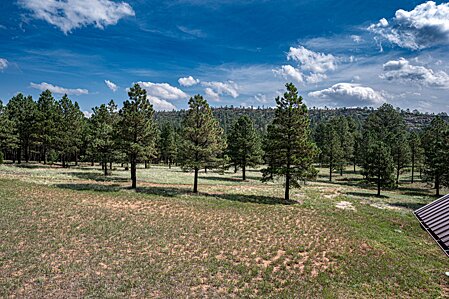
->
[0,1,448,112]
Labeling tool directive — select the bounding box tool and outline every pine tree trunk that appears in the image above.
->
[109,161,112,170]
[145,161,148,169]
[242,165,246,181]
[411,151,415,184]
[377,177,381,197]
[104,160,108,176]
[25,141,29,163]
[131,155,137,189]
[329,161,333,182]
[436,175,440,197]
[396,164,400,186]
[75,151,78,166]
[193,167,199,193]
[285,171,290,201]
[17,147,22,164]
[377,159,381,197]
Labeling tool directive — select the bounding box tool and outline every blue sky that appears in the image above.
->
[1,0,449,114]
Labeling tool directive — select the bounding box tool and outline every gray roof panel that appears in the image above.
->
[414,194,449,257]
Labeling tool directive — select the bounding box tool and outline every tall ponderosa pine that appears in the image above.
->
[159,122,178,168]
[334,116,354,175]
[362,103,410,187]
[408,131,423,184]
[0,101,18,159]
[179,95,225,193]
[36,90,60,164]
[117,84,157,189]
[360,135,395,197]
[227,115,263,180]
[57,95,85,167]
[391,130,411,185]
[421,117,449,196]
[262,83,318,201]
[90,100,118,175]
[6,93,37,163]
[320,119,343,182]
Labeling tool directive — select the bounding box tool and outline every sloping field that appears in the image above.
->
[0,164,448,298]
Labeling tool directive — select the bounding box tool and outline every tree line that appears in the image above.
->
[1,83,449,199]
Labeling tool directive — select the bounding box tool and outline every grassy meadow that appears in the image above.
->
[0,163,448,298]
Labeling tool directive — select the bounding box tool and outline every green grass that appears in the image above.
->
[0,163,448,298]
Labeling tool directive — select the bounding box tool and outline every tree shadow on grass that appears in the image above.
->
[214,193,296,205]
[136,186,191,197]
[389,201,427,211]
[346,191,389,199]
[397,186,433,197]
[56,183,122,192]
[56,182,296,205]
[62,171,129,183]
[200,176,243,183]
[14,163,50,169]
[317,178,370,189]
[138,186,296,205]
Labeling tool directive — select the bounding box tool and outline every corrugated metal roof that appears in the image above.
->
[414,194,449,257]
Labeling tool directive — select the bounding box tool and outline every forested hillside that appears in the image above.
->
[155,106,449,133]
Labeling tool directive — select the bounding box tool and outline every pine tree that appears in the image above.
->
[178,95,225,193]
[313,122,327,168]
[261,83,318,201]
[391,130,411,185]
[227,115,263,180]
[36,90,60,164]
[334,116,354,175]
[0,100,18,160]
[408,131,423,184]
[159,122,178,168]
[360,136,395,197]
[6,93,37,163]
[421,117,449,196]
[117,84,157,189]
[320,119,343,182]
[57,95,85,167]
[362,103,410,187]
[90,100,118,175]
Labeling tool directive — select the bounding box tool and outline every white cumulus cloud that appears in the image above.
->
[308,83,386,107]
[287,46,337,73]
[201,81,239,100]
[0,58,8,70]
[147,96,176,111]
[204,87,220,101]
[104,80,118,92]
[274,46,338,84]
[178,76,200,87]
[137,82,188,100]
[18,0,135,34]
[30,82,89,95]
[381,58,449,88]
[273,65,304,83]
[368,1,449,50]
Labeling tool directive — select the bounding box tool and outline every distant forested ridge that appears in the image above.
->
[155,106,449,133]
